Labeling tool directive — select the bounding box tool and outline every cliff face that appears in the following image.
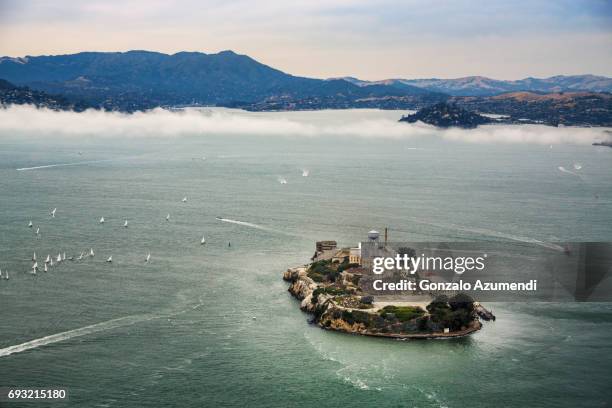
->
[284,266,330,313]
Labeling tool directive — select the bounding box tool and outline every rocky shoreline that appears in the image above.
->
[283,265,483,340]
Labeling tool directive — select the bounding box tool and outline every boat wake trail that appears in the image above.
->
[558,166,580,177]
[16,159,114,171]
[216,217,293,236]
[408,218,565,252]
[0,296,207,358]
[0,314,157,357]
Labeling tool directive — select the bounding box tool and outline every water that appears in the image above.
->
[1,109,611,407]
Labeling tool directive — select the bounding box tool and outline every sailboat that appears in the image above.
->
[44,263,48,273]
[302,169,309,177]
[62,252,66,261]
[124,219,129,228]
[99,217,105,224]
[106,256,112,263]
[28,220,33,228]
[5,271,9,280]
[89,248,95,257]
[145,253,151,263]
[35,227,40,235]
[51,208,57,218]
[56,253,62,263]
[166,214,170,221]
[32,262,38,273]
[45,254,50,263]
[201,236,206,245]
[49,258,54,267]
[32,252,36,261]
[182,197,188,202]
[77,252,84,260]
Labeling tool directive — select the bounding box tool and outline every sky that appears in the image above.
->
[0,0,611,80]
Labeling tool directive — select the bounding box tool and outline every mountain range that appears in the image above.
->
[0,50,611,125]
[2,50,611,107]
[0,50,444,111]
[340,75,612,96]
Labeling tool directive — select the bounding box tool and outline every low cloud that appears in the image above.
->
[0,104,608,145]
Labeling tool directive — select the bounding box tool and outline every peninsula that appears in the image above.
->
[283,233,492,339]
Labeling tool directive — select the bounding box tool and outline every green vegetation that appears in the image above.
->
[307,259,353,283]
[379,305,425,322]
[307,259,337,282]
[311,287,349,304]
[426,293,475,331]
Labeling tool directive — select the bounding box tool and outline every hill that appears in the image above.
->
[452,92,612,126]
[343,75,612,96]
[399,102,492,128]
[0,51,444,111]
[0,78,90,111]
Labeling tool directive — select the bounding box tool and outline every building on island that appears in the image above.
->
[349,244,361,265]
[312,240,338,262]
[332,248,351,263]
[314,229,395,270]
[316,241,337,252]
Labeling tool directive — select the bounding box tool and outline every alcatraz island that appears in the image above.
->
[283,230,494,339]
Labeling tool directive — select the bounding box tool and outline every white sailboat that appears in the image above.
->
[49,258,54,267]
[56,253,62,263]
[77,252,84,260]
[124,219,128,228]
[5,271,9,280]
[145,253,151,263]
[51,208,57,218]
[28,220,33,228]
[32,252,36,261]
[201,236,206,245]
[182,197,187,202]
[166,214,170,221]
[44,263,48,273]
[32,262,38,273]
[99,217,105,224]
[35,227,40,235]
[302,169,309,177]
[62,252,66,261]
[106,256,112,263]
[89,248,95,257]
[45,254,50,263]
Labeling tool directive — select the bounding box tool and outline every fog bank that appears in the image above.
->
[0,105,608,145]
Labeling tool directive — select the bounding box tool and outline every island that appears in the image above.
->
[283,236,492,339]
[399,102,492,128]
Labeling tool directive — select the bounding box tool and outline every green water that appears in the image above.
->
[1,110,611,407]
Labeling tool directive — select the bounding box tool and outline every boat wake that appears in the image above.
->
[0,314,155,357]
[0,299,206,358]
[558,166,580,177]
[16,159,114,171]
[216,217,293,236]
[407,218,565,252]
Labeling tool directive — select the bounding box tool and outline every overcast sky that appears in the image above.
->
[0,0,610,80]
